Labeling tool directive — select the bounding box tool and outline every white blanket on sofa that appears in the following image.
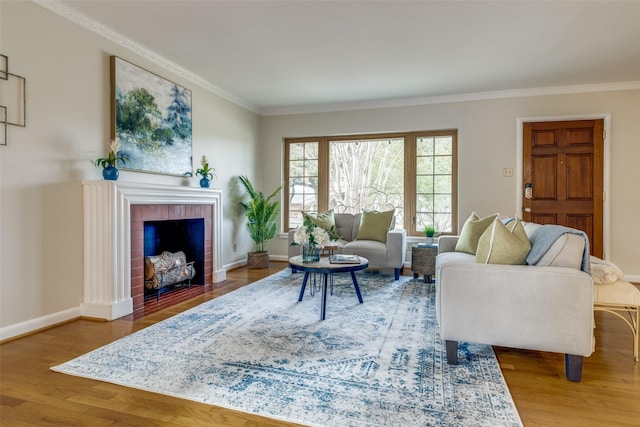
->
[590,256,625,284]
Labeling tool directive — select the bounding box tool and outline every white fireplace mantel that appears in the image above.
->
[81,180,225,320]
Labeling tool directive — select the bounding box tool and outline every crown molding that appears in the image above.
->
[33,0,259,114]
[31,0,640,118]
[259,81,640,116]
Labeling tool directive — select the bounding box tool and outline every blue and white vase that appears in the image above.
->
[199,177,211,188]
[102,165,119,181]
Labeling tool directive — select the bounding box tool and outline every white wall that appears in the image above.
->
[2,1,639,340]
[261,91,640,280]
[0,2,260,338]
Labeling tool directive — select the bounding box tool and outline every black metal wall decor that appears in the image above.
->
[0,54,7,80]
[0,54,27,146]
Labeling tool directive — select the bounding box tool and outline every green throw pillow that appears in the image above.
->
[454,211,498,255]
[302,210,340,240]
[355,210,395,243]
[475,218,531,265]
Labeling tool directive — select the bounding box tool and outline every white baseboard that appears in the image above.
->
[213,268,227,283]
[0,306,81,342]
[224,259,248,271]
[624,274,640,283]
[81,298,133,321]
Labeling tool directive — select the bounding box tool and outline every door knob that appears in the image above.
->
[524,207,532,213]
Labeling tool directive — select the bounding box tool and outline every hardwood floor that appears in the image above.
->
[1,262,639,426]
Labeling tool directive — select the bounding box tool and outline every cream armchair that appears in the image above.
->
[288,212,406,279]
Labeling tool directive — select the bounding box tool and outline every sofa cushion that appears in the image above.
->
[522,221,542,239]
[343,239,389,265]
[535,233,585,270]
[475,218,531,265]
[594,279,640,306]
[303,210,340,239]
[355,210,394,243]
[435,251,475,279]
[334,213,357,241]
[436,250,475,267]
[455,212,498,255]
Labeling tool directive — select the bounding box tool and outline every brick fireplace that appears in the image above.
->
[81,181,225,320]
[131,204,211,313]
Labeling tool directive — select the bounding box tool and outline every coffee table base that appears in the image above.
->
[289,256,368,321]
[298,271,363,320]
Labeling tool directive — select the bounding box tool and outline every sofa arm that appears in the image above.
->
[438,235,458,253]
[287,229,302,258]
[437,263,594,357]
[386,228,407,266]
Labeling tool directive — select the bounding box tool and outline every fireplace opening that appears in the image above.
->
[143,218,205,299]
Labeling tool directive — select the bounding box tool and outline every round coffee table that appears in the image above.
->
[288,255,369,320]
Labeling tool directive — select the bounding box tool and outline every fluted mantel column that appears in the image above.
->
[81,180,224,320]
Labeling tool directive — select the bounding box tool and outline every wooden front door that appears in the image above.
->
[522,119,604,257]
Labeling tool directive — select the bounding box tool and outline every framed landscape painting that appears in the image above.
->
[111,56,192,176]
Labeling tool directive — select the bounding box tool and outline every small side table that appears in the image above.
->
[411,244,438,283]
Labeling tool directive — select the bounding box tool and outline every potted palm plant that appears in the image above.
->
[238,175,283,268]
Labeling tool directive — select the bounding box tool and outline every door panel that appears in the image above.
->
[566,154,593,199]
[530,213,557,224]
[523,119,603,257]
[567,215,593,241]
[532,156,557,199]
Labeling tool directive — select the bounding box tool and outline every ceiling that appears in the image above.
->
[53,0,640,115]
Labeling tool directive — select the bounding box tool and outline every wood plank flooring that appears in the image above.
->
[1,262,639,426]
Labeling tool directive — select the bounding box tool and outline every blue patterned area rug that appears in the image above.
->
[52,269,522,426]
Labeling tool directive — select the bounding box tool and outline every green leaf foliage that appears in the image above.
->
[238,175,283,253]
[424,226,435,237]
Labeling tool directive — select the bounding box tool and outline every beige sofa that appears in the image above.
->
[288,212,406,279]
[435,221,594,382]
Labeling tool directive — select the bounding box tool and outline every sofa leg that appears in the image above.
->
[445,340,458,365]
[394,268,400,280]
[564,354,583,382]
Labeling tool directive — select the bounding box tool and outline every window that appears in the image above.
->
[328,136,405,226]
[414,133,456,235]
[286,141,319,229]
[284,130,457,236]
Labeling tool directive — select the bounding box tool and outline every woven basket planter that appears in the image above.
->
[247,251,270,269]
